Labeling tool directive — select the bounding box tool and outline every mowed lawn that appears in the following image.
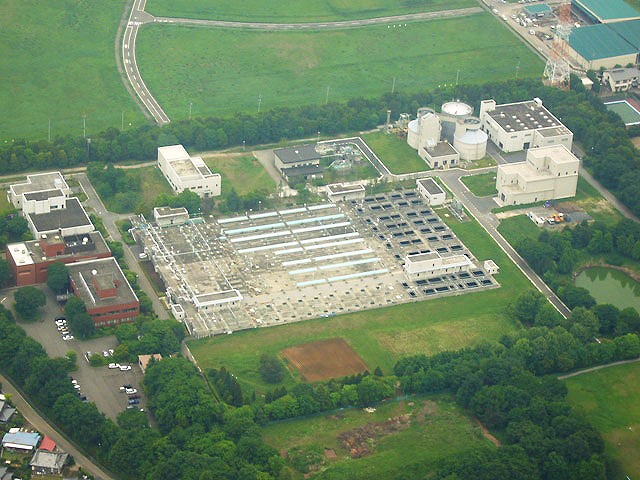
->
[461,172,497,197]
[189,213,527,395]
[565,362,640,477]
[362,132,428,174]
[0,0,144,141]
[263,396,492,479]
[136,14,543,121]
[146,0,476,22]
[201,153,276,196]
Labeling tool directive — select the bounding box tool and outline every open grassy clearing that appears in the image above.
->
[565,362,640,478]
[136,14,543,121]
[572,176,623,226]
[461,172,497,197]
[263,396,491,479]
[361,132,427,174]
[102,166,174,215]
[496,215,540,245]
[146,0,475,22]
[201,153,276,196]
[189,212,527,395]
[0,0,144,141]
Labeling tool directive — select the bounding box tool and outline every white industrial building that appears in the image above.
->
[8,172,70,210]
[158,145,221,198]
[416,178,446,206]
[496,145,579,206]
[407,102,488,167]
[403,251,474,277]
[25,197,94,238]
[153,206,189,227]
[325,183,366,203]
[479,98,573,153]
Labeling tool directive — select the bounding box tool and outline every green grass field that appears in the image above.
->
[202,153,276,196]
[0,0,144,141]
[102,166,174,215]
[565,362,640,478]
[263,396,491,479]
[461,172,497,197]
[189,212,527,395]
[496,215,540,245]
[136,14,543,121]
[146,0,476,22]
[362,132,427,174]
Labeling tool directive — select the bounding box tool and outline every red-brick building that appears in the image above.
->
[67,257,139,327]
[6,232,111,287]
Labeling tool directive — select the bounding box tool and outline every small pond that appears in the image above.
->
[575,267,640,311]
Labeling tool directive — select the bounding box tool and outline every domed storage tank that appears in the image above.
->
[440,101,474,142]
[454,123,488,161]
[407,119,419,150]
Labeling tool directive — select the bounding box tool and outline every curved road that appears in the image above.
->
[120,4,482,124]
[0,374,115,480]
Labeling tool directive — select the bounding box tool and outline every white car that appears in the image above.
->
[119,365,132,371]
[57,325,67,331]
[62,335,74,341]
[108,349,114,356]
[125,388,137,395]
[103,351,110,357]
[108,363,120,369]
[55,320,66,326]
[73,384,81,390]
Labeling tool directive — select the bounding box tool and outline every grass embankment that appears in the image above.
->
[263,396,492,479]
[189,213,527,395]
[565,362,640,478]
[461,172,497,197]
[146,0,476,22]
[0,0,143,140]
[202,153,276,196]
[136,14,543,121]
[362,132,427,175]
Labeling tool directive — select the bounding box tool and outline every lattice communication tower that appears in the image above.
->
[543,3,572,89]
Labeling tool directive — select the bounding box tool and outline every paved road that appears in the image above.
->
[434,167,572,318]
[74,173,169,319]
[0,373,115,480]
[558,357,640,380]
[153,8,482,30]
[121,0,170,125]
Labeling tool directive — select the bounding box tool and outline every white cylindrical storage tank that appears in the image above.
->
[440,102,474,142]
[441,101,473,117]
[454,128,488,161]
[407,119,419,150]
[418,112,441,149]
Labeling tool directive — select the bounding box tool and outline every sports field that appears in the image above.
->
[565,362,640,478]
[0,1,144,141]
[282,338,369,381]
[136,14,543,121]
[262,396,491,479]
[188,212,527,395]
[146,0,476,22]
[604,100,640,126]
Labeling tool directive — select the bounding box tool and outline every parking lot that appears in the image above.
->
[15,288,145,420]
[134,188,500,337]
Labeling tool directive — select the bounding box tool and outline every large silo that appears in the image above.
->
[440,101,473,142]
[418,112,441,150]
[454,118,488,161]
[407,119,420,149]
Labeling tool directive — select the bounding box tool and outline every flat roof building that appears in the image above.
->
[573,0,640,24]
[26,197,94,238]
[525,3,552,17]
[479,98,573,153]
[153,206,189,227]
[158,145,221,198]
[325,183,366,203]
[416,178,446,206]
[496,145,580,206]
[67,257,139,327]
[403,251,474,277]
[8,172,70,210]
[419,141,460,169]
[274,145,323,180]
[6,231,110,287]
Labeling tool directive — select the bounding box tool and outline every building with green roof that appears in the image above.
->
[573,0,640,24]
[609,19,640,48]
[568,23,638,69]
[525,4,552,17]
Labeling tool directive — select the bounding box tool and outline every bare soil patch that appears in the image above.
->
[338,414,412,458]
[281,338,368,382]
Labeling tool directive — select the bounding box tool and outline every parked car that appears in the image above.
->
[128,395,140,400]
[119,365,132,371]
[62,335,74,341]
[120,384,132,392]
[125,388,137,395]
[55,316,66,322]
[108,363,120,369]
[128,398,140,405]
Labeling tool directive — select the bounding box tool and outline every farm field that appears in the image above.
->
[0,0,144,141]
[263,396,492,479]
[461,172,497,197]
[136,14,544,121]
[146,0,476,22]
[189,212,527,395]
[565,362,640,478]
[201,153,276,196]
[361,132,427,174]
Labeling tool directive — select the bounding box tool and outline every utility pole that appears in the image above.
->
[325,85,330,105]
[258,94,262,113]
[456,69,460,85]
[83,115,86,138]
[189,102,193,120]
[391,77,396,94]
[121,111,124,130]
[48,119,51,143]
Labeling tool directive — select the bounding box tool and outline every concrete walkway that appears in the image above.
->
[558,357,640,380]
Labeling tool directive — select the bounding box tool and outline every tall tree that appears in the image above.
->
[13,286,46,321]
[46,262,70,294]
